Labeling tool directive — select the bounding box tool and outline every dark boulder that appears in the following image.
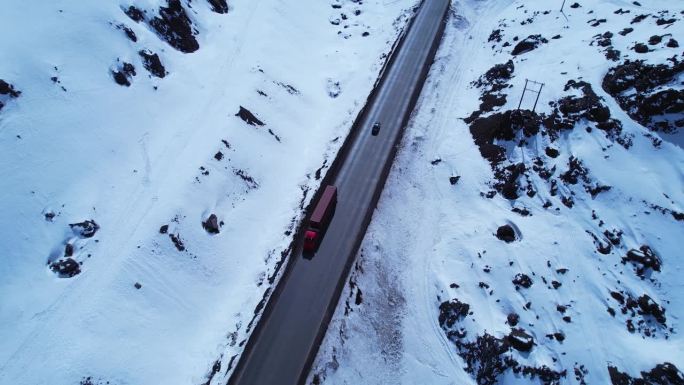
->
[124,6,145,22]
[69,220,100,238]
[139,50,167,78]
[637,294,666,324]
[202,214,221,234]
[507,313,519,326]
[511,35,548,55]
[633,43,649,53]
[0,79,21,98]
[512,273,533,288]
[508,328,534,351]
[438,299,470,329]
[207,0,228,14]
[150,0,199,53]
[235,106,264,126]
[622,245,661,277]
[50,258,81,278]
[496,225,516,243]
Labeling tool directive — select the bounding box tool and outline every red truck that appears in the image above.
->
[303,185,337,252]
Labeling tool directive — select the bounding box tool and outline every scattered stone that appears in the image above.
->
[124,6,145,22]
[618,27,634,36]
[633,43,649,53]
[112,62,136,87]
[622,245,661,277]
[648,35,663,45]
[511,35,548,55]
[134,282,142,289]
[69,220,100,238]
[202,214,221,234]
[169,233,185,251]
[507,313,520,326]
[513,273,533,288]
[235,106,265,126]
[50,257,81,277]
[630,14,649,24]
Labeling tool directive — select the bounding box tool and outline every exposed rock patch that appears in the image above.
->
[511,34,548,55]
[202,214,221,234]
[139,50,167,78]
[149,0,199,53]
[69,220,100,238]
[602,58,684,133]
[235,106,265,126]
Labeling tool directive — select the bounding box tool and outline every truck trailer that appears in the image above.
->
[303,185,337,252]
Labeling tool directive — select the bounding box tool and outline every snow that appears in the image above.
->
[311,1,684,384]
[0,0,417,384]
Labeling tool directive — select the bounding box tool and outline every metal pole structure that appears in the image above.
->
[517,79,529,110]
[560,0,566,12]
[532,83,544,112]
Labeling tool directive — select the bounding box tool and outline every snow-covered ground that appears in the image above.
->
[311,1,684,384]
[0,1,418,384]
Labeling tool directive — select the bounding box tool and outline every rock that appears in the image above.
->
[609,362,684,385]
[65,243,74,257]
[633,43,649,53]
[0,79,21,98]
[637,294,666,324]
[139,50,167,78]
[202,214,221,234]
[648,35,663,45]
[512,273,533,288]
[511,35,548,55]
[124,6,145,22]
[169,233,185,251]
[214,151,223,161]
[206,0,228,14]
[438,299,470,329]
[545,147,559,158]
[508,328,534,351]
[69,220,100,238]
[235,106,265,126]
[667,38,679,48]
[50,258,81,277]
[496,225,516,242]
[159,224,169,234]
[618,27,633,36]
[507,313,519,326]
[570,2,580,8]
[112,62,136,87]
[623,245,661,277]
[449,176,461,185]
[149,0,199,53]
[134,282,142,289]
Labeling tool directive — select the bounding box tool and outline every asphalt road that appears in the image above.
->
[228,1,450,384]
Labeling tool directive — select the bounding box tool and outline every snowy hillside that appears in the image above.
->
[311,1,684,384]
[0,0,418,384]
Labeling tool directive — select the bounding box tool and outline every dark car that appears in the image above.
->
[371,121,381,136]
